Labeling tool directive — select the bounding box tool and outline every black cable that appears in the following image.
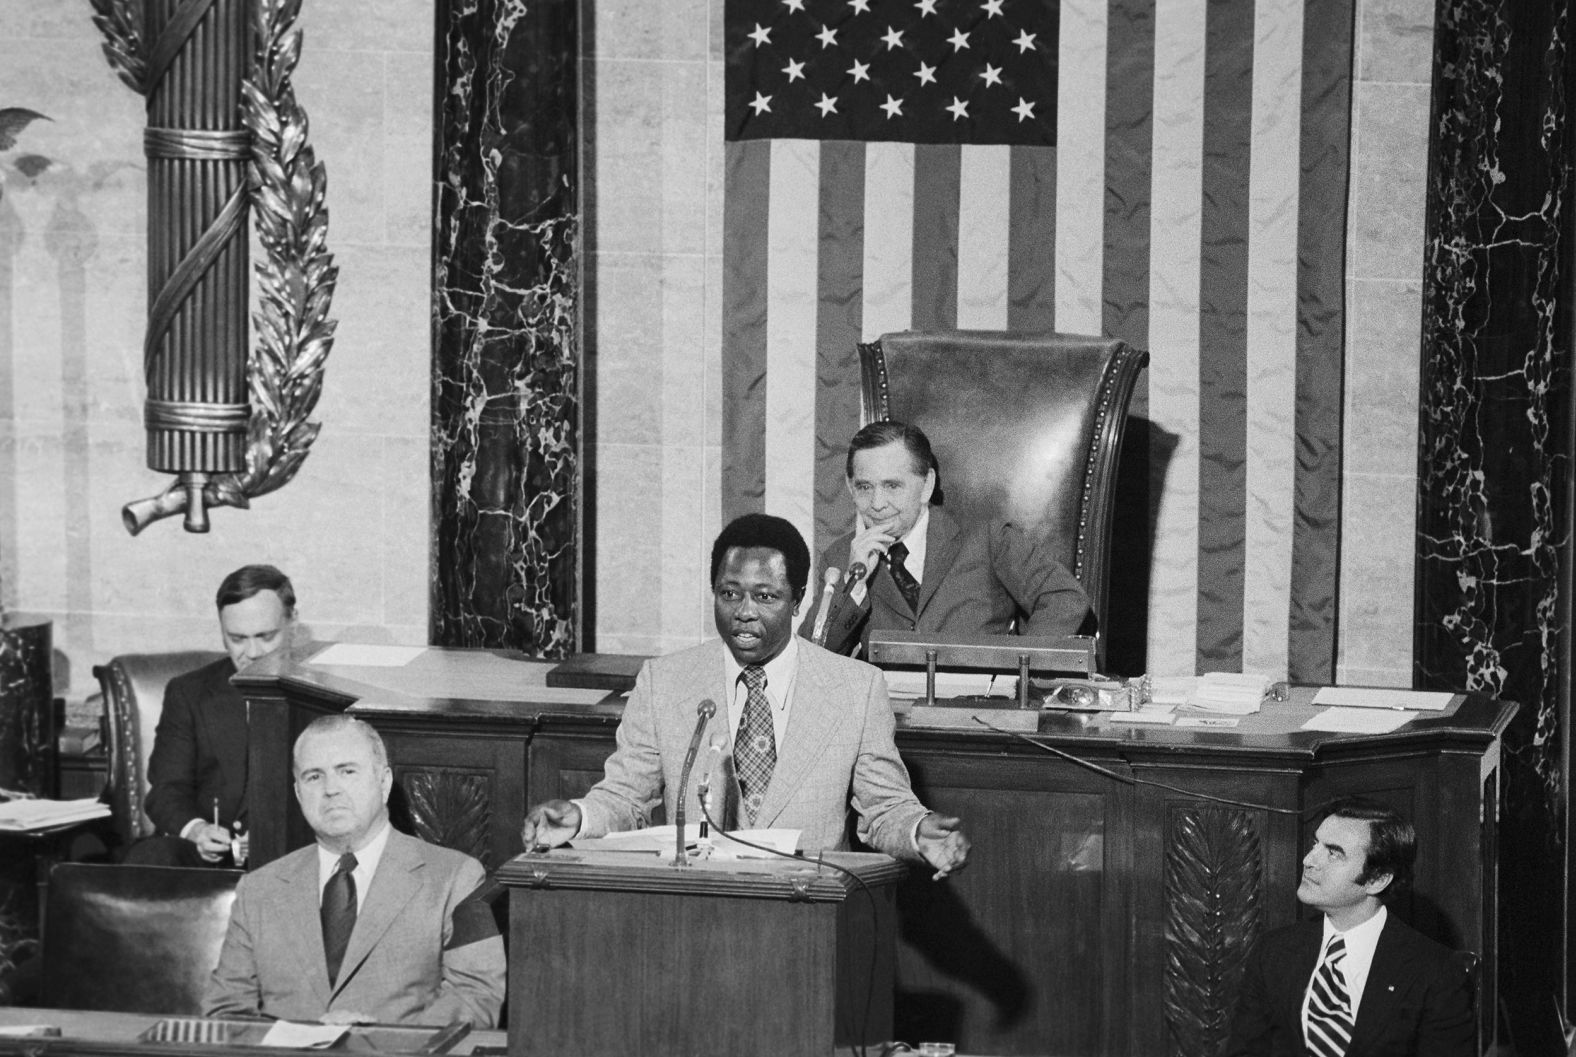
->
[969,715,1302,816]
[694,797,881,1057]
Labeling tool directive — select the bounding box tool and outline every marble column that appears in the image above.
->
[431,0,581,655]
[1416,1,1570,1051]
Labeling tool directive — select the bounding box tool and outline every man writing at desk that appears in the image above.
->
[799,421,1089,657]
[129,564,297,867]
[1225,796,1474,1057]
[206,715,505,1027]
[522,513,970,875]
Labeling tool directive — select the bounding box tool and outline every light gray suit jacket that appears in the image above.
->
[204,829,505,1027]
[579,639,931,859]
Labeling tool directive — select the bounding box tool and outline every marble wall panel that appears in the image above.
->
[1416,1,1570,1044]
[431,0,581,656]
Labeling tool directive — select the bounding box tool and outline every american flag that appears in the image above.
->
[722,0,1354,681]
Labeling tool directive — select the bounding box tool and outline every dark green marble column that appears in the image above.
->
[1416,2,1571,1051]
[430,0,582,656]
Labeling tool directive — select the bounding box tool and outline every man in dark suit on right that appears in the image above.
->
[799,420,1090,656]
[1225,796,1474,1057]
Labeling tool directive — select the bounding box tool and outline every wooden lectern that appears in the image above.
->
[497,848,906,1057]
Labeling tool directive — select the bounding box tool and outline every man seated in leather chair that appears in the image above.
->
[800,421,1090,657]
[125,564,297,868]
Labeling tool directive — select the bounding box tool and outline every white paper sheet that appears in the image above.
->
[0,797,110,831]
[260,1022,348,1049]
[570,825,801,858]
[308,643,426,667]
[1176,716,1242,729]
[1311,687,1454,711]
[1301,707,1417,734]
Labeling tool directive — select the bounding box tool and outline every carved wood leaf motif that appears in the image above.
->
[1162,806,1264,1057]
[399,770,493,868]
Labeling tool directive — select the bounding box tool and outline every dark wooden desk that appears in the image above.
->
[234,645,1514,1057]
[0,1008,503,1056]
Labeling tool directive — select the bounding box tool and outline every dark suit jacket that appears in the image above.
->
[579,640,930,858]
[144,657,249,837]
[1224,914,1475,1057]
[205,829,505,1027]
[800,506,1090,656]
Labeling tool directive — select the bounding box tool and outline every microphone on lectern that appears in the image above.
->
[672,698,716,867]
[810,567,841,646]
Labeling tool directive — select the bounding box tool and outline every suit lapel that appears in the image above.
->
[915,508,962,617]
[1280,923,1323,1054]
[1347,917,1408,1056]
[755,648,849,827]
[331,831,422,1000]
[278,848,334,1006]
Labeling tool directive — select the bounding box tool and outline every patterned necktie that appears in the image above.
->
[887,541,921,612]
[1304,935,1354,1057]
[321,852,358,985]
[734,666,776,825]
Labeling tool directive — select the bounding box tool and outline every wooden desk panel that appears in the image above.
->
[230,646,1513,1057]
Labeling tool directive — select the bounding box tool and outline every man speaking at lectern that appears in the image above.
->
[521,513,969,876]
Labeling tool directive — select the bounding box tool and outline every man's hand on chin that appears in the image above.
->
[916,813,970,880]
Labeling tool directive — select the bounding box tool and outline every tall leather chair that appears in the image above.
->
[41,862,242,1013]
[93,651,224,844]
[858,330,1147,666]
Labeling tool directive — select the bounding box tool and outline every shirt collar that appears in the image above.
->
[897,504,931,582]
[1322,901,1388,947]
[316,817,392,883]
[721,634,800,710]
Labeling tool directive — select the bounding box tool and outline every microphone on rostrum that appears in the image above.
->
[672,698,716,867]
[844,560,868,591]
[810,567,841,646]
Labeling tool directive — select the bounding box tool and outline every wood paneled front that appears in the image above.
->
[233,651,1513,1057]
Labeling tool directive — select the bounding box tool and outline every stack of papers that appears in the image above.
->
[0,797,110,832]
[1188,672,1273,714]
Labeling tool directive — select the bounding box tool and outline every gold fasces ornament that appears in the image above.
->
[93,0,336,534]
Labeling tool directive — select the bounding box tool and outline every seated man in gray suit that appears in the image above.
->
[521,513,969,876]
[1225,797,1474,1057]
[206,715,505,1027]
[798,421,1090,657]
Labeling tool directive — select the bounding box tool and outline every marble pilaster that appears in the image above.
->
[431,0,581,655]
[1416,1,1570,1050]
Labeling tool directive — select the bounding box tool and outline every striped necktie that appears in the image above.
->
[1304,934,1354,1057]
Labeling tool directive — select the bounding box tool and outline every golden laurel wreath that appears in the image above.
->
[90,0,336,524]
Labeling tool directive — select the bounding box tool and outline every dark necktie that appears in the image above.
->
[887,541,921,612]
[734,666,777,825]
[1304,934,1354,1057]
[321,852,358,985]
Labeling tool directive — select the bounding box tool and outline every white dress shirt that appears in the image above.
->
[315,819,392,913]
[1302,904,1388,1028]
[722,634,801,748]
